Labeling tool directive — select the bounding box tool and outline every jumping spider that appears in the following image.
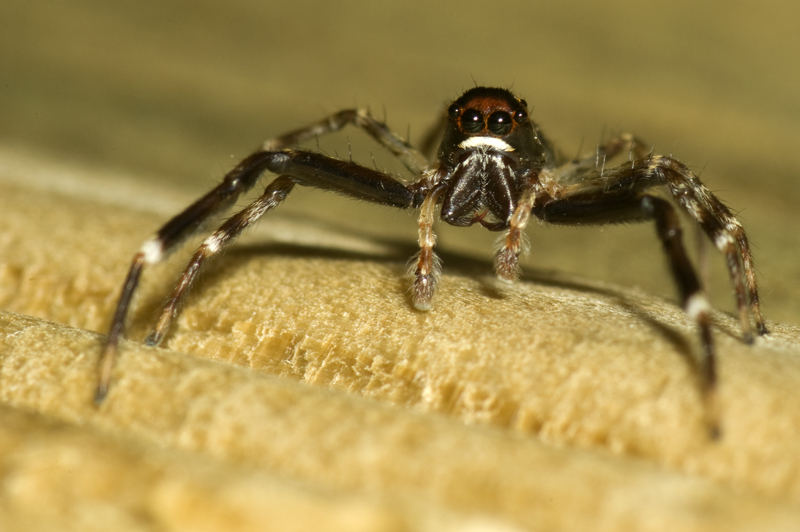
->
[97,87,768,433]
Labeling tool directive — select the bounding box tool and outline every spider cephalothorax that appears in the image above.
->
[434,87,546,230]
[97,86,768,436]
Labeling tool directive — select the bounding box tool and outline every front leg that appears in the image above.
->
[97,148,426,402]
[146,152,432,345]
[98,150,283,402]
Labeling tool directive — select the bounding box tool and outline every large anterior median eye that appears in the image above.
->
[487,110,513,135]
[461,109,484,133]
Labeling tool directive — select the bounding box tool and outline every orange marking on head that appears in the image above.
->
[461,95,516,115]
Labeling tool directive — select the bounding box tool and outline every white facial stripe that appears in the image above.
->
[458,136,515,152]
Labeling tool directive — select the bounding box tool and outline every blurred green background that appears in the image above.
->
[2,0,798,325]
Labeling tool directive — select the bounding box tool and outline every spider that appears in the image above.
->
[96,86,768,433]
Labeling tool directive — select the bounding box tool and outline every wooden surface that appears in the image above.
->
[1,1,799,530]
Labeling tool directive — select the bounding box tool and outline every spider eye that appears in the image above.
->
[461,109,484,133]
[447,103,461,119]
[514,108,528,124]
[487,111,513,135]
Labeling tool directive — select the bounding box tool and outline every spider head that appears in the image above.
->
[439,87,546,167]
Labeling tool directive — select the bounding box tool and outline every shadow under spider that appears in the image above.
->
[135,231,739,386]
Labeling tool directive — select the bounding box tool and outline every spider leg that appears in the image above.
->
[646,156,767,340]
[547,155,766,341]
[98,151,280,402]
[642,195,715,386]
[495,186,536,282]
[536,189,719,433]
[495,136,646,282]
[145,176,295,347]
[537,192,713,376]
[97,148,424,403]
[411,184,446,310]
[263,109,428,175]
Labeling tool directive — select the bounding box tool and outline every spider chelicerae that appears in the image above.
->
[96,86,768,433]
